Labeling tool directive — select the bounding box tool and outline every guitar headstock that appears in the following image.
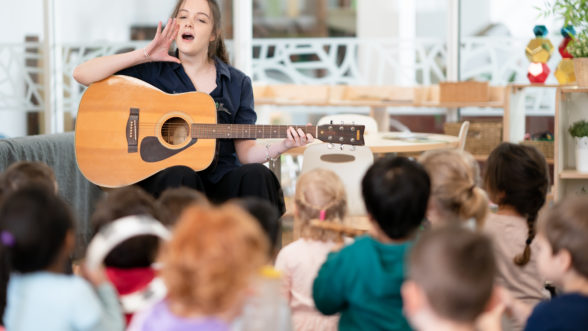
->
[316,124,365,146]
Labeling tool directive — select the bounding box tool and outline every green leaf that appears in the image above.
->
[569,120,588,137]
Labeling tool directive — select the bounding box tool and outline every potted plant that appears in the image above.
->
[569,120,588,172]
[541,0,588,86]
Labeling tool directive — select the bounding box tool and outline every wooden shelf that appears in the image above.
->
[510,83,573,90]
[560,86,588,94]
[559,170,588,179]
[414,101,504,108]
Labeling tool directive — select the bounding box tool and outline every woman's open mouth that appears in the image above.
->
[181,33,194,41]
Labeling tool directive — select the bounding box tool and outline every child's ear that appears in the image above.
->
[555,248,573,272]
[401,280,426,317]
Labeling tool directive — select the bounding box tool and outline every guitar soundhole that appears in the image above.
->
[162,117,190,145]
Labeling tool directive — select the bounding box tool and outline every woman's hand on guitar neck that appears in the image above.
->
[143,18,181,64]
[283,125,314,149]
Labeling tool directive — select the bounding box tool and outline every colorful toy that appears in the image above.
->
[554,25,576,84]
[526,25,553,83]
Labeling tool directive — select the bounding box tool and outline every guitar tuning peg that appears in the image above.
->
[339,144,344,151]
[327,143,334,149]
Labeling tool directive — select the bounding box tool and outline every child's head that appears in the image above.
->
[90,186,160,268]
[0,161,58,198]
[419,149,488,229]
[536,196,588,286]
[160,205,268,317]
[402,226,496,327]
[156,187,209,227]
[362,156,430,240]
[0,185,75,273]
[294,168,347,241]
[232,197,281,259]
[484,142,549,266]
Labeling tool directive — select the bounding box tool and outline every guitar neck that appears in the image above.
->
[191,124,317,139]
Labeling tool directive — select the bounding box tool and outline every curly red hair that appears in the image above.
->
[160,204,268,316]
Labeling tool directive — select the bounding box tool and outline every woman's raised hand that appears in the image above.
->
[144,18,181,64]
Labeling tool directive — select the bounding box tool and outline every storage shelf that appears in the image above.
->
[559,170,588,179]
[560,86,588,94]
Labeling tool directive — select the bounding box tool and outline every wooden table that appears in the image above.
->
[282,131,460,155]
[261,132,460,180]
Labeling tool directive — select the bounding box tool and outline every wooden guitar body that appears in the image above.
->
[75,76,365,188]
[75,75,217,188]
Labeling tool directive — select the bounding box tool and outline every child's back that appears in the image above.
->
[275,169,347,331]
[482,143,550,330]
[0,186,123,331]
[5,272,120,330]
[313,156,430,331]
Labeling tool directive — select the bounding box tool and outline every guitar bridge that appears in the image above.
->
[127,108,139,153]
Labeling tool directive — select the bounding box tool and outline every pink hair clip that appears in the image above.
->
[319,209,326,221]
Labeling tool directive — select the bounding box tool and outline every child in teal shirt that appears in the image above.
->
[313,156,430,331]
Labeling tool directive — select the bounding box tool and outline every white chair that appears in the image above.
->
[457,121,470,151]
[301,143,374,216]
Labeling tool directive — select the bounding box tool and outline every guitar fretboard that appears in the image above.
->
[191,124,317,139]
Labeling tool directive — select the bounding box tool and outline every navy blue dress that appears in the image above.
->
[523,293,588,331]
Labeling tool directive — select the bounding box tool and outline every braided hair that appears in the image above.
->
[484,143,550,266]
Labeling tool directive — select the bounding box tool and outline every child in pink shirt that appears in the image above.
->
[275,168,348,331]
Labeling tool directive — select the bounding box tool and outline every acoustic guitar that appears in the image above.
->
[75,75,365,188]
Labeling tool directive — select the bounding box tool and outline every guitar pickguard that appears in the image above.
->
[139,136,198,162]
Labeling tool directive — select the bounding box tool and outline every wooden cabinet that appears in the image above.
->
[554,87,588,200]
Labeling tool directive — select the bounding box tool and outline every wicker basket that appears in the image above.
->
[520,140,554,159]
[444,121,502,156]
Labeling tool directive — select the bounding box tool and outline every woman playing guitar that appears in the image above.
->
[73,0,313,214]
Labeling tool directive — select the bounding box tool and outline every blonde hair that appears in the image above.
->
[160,205,268,316]
[419,149,488,228]
[294,168,347,241]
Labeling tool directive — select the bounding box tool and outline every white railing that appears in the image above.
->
[0,42,45,112]
[0,36,565,121]
[251,38,446,85]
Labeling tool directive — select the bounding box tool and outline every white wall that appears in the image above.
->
[0,0,175,137]
[357,0,399,38]
[54,0,175,43]
[490,0,561,38]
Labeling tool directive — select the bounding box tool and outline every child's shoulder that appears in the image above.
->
[527,293,588,329]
